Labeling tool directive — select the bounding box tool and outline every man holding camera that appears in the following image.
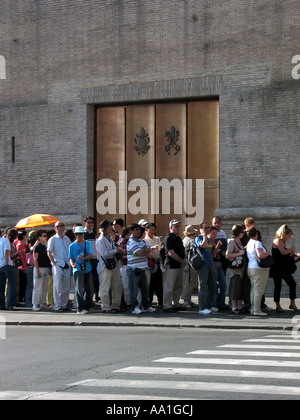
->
[69,225,93,315]
[126,223,156,315]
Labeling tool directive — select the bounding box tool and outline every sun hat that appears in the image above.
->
[183,225,198,236]
[74,226,85,234]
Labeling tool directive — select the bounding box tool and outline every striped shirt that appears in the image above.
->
[126,237,149,270]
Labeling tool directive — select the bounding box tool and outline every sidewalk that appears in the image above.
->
[1,298,299,332]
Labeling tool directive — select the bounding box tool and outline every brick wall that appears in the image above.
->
[1,0,300,235]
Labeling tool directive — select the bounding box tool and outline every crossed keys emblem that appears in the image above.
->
[134,125,181,156]
[165,126,180,155]
[134,127,150,156]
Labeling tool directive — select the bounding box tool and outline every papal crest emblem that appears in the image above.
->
[134,127,150,156]
[165,126,180,155]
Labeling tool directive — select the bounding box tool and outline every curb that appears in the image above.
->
[4,320,294,331]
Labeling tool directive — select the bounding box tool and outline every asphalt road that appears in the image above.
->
[0,326,300,401]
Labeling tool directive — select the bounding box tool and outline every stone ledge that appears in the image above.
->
[214,206,300,222]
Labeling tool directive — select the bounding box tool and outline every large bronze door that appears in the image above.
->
[96,101,219,235]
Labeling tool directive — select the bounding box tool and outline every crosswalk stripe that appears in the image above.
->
[68,378,300,396]
[244,339,300,343]
[266,335,297,338]
[188,350,300,358]
[219,344,300,350]
[113,365,300,380]
[0,391,182,400]
[153,356,300,368]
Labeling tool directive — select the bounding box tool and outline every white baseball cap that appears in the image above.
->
[169,219,181,228]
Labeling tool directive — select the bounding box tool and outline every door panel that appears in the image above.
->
[96,107,125,228]
[155,103,187,236]
[188,101,219,223]
[125,105,155,227]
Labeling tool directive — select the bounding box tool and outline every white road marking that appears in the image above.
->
[113,365,300,380]
[68,378,300,396]
[188,350,300,358]
[153,356,300,368]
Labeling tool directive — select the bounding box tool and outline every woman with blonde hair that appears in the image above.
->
[271,224,299,312]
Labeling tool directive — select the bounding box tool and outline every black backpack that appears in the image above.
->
[187,242,204,271]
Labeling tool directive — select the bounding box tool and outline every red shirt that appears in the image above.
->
[16,240,27,270]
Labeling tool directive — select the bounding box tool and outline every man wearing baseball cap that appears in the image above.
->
[162,219,186,312]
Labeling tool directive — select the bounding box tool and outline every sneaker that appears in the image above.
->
[163,308,175,313]
[210,307,219,312]
[6,306,17,311]
[253,311,268,316]
[132,306,142,315]
[77,309,88,315]
[199,308,212,315]
[142,306,156,313]
[32,305,40,311]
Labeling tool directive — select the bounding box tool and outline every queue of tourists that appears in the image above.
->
[0,216,299,316]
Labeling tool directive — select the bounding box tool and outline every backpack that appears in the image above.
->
[187,241,204,271]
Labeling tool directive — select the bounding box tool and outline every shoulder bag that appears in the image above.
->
[187,241,204,271]
[255,243,275,268]
[228,240,244,269]
[101,236,117,270]
[284,254,297,274]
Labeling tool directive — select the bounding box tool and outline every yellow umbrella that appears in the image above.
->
[15,214,59,229]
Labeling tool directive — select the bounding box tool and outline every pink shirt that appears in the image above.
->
[16,240,27,270]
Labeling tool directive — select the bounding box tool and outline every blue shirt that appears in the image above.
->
[194,235,213,268]
[0,238,11,268]
[68,240,92,274]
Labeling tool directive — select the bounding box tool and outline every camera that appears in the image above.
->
[80,263,86,272]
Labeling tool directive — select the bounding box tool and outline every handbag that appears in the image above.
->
[285,254,297,274]
[26,252,34,266]
[101,256,117,270]
[101,236,117,270]
[228,240,244,269]
[187,242,204,271]
[255,244,275,268]
[13,258,22,268]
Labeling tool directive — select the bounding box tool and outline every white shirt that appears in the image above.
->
[96,234,118,272]
[47,234,71,267]
[247,239,264,269]
[144,233,160,259]
[0,237,12,267]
